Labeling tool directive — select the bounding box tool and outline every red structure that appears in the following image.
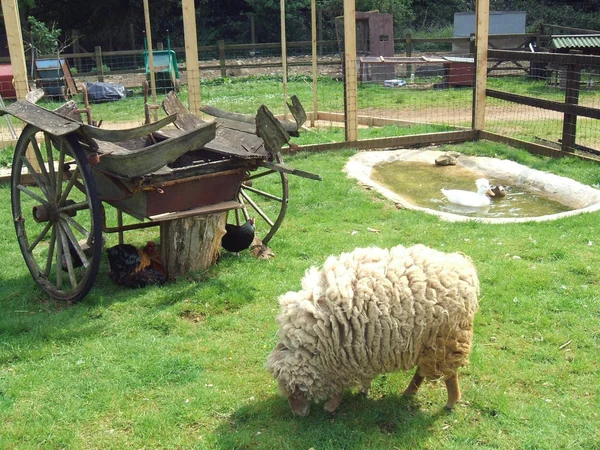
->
[0,64,17,99]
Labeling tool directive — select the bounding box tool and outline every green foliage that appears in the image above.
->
[25,16,61,55]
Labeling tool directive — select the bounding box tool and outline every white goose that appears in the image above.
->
[441,178,492,208]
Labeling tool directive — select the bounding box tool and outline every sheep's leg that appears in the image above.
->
[444,372,461,409]
[403,369,424,397]
[323,393,343,413]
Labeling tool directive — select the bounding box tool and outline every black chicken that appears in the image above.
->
[221,218,255,254]
[107,242,166,288]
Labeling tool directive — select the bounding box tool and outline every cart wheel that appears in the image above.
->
[236,151,288,245]
[11,125,103,303]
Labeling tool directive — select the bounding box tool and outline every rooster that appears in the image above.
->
[106,241,166,288]
[221,218,255,255]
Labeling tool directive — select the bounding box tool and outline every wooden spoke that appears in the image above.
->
[55,140,66,202]
[57,167,79,206]
[20,154,50,198]
[45,133,56,196]
[31,138,53,197]
[44,227,57,277]
[17,184,47,204]
[61,213,89,236]
[27,221,53,253]
[241,184,283,202]
[245,169,277,181]
[59,219,89,269]
[240,189,274,227]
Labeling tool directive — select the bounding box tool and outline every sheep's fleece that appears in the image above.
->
[267,244,479,412]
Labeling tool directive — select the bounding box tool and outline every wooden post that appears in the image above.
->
[250,13,256,56]
[561,64,581,153]
[343,0,358,142]
[280,0,288,120]
[160,214,226,278]
[182,0,202,117]
[94,46,105,82]
[218,40,226,77]
[143,0,158,122]
[473,0,489,131]
[406,33,413,78]
[311,0,318,127]
[1,0,29,99]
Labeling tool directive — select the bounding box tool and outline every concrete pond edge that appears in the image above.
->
[344,149,600,224]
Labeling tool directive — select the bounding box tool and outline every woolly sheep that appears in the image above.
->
[266,244,479,416]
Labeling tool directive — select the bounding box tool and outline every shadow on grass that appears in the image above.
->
[213,392,448,449]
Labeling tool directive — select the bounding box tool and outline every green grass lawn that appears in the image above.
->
[1,141,599,449]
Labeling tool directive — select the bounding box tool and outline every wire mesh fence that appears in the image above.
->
[485,50,600,158]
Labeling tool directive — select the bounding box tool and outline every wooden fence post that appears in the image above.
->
[218,40,226,77]
[561,64,581,153]
[406,33,412,77]
[94,46,104,82]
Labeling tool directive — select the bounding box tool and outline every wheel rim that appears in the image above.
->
[11,125,103,303]
[237,152,288,245]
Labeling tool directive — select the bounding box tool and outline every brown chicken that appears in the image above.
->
[107,241,166,288]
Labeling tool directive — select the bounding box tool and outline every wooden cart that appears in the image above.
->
[1,96,318,303]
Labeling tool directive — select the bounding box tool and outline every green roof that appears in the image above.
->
[550,35,600,49]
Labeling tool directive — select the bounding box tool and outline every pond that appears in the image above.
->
[345,149,600,223]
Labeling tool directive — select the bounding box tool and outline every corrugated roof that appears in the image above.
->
[551,35,600,49]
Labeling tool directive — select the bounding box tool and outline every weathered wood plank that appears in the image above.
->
[262,161,322,180]
[162,91,206,131]
[287,94,307,128]
[0,100,80,135]
[149,200,242,222]
[201,104,301,136]
[81,114,177,142]
[486,89,600,120]
[256,105,290,157]
[93,121,216,178]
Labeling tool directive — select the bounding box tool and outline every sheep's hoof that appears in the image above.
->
[323,394,342,413]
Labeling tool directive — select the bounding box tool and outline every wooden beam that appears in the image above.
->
[473,0,489,130]
[488,50,600,67]
[486,89,600,120]
[343,0,358,142]
[143,0,158,121]
[561,64,581,153]
[311,0,318,127]
[1,0,29,98]
[182,0,202,117]
[280,0,288,120]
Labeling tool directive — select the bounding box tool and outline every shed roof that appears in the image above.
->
[550,35,600,49]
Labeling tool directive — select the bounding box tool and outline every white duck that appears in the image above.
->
[441,178,492,208]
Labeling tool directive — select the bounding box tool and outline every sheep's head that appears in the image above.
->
[287,385,311,417]
[267,343,314,417]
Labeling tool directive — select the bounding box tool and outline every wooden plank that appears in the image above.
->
[150,200,242,222]
[479,131,600,163]
[286,130,475,153]
[162,91,205,131]
[343,0,358,142]
[182,0,202,117]
[81,114,177,142]
[0,100,81,136]
[286,95,307,128]
[474,0,489,130]
[93,121,216,178]
[262,161,322,180]
[488,50,600,67]
[1,0,29,98]
[486,89,600,120]
[256,105,290,156]
[561,64,581,153]
[280,0,288,120]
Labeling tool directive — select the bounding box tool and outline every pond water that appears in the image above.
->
[371,161,572,219]
[345,149,600,223]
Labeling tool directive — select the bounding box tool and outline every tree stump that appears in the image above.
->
[160,213,226,278]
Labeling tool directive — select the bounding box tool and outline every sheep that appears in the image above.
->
[266,244,479,417]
